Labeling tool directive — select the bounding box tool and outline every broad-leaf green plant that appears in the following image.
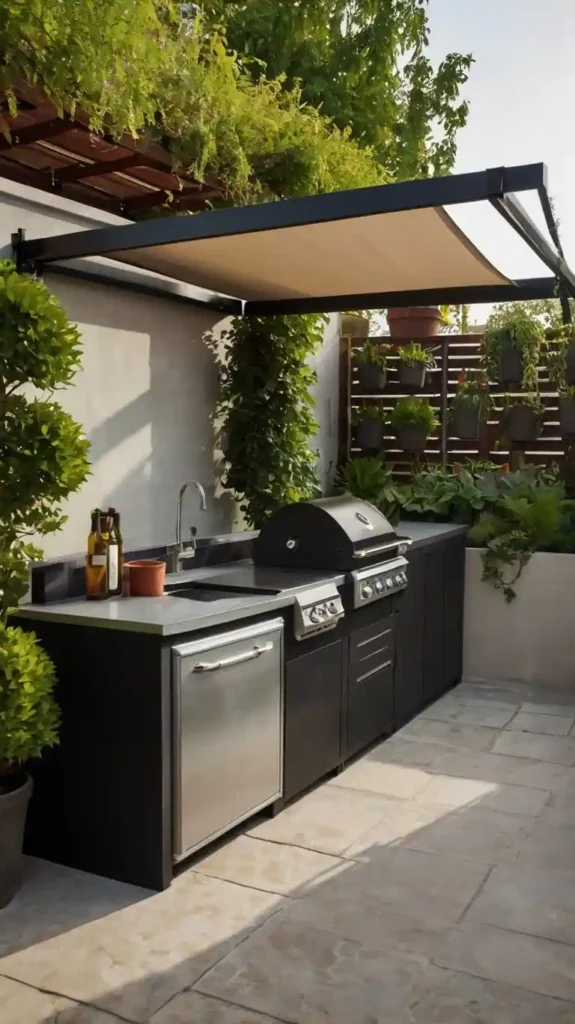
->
[355,341,390,371]
[397,342,436,368]
[336,455,403,525]
[389,397,438,432]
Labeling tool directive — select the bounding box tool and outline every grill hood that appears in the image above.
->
[254,496,400,571]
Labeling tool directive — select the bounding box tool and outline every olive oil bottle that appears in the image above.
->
[106,507,123,597]
[86,510,108,599]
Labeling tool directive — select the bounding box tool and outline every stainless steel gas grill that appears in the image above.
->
[254,495,411,614]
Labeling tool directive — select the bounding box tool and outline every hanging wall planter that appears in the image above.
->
[503,403,542,444]
[0,774,32,909]
[395,424,429,452]
[497,338,524,387]
[451,404,481,440]
[387,306,443,339]
[398,363,426,389]
[355,340,389,392]
[355,415,386,450]
[566,343,575,386]
[396,343,436,391]
[357,362,387,391]
[451,374,490,440]
[559,396,575,436]
[482,312,542,392]
[389,397,438,454]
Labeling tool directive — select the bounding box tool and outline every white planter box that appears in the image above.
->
[463,548,575,688]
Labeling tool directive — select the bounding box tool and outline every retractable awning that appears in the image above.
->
[13,162,575,318]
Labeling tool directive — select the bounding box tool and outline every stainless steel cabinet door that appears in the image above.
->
[172,618,283,860]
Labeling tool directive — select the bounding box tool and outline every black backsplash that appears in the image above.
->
[31,534,257,604]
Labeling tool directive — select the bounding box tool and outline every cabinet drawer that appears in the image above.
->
[350,615,394,669]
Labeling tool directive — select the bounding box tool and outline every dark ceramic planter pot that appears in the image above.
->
[398,363,427,390]
[504,405,542,443]
[451,404,482,439]
[355,418,385,450]
[498,340,524,387]
[0,773,32,908]
[559,397,575,436]
[566,343,575,386]
[387,306,442,339]
[357,363,387,391]
[396,424,428,452]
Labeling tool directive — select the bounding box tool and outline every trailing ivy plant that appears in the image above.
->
[483,306,543,392]
[0,260,90,779]
[208,315,325,527]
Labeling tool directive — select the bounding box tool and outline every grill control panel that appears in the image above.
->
[293,583,345,641]
[353,556,409,608]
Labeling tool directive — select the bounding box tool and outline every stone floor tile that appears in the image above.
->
[455,681,528,705]
[406,964,575,1023]
[434,921,575,1002]
[196,917,431,1024]
[192,835,347,896]
[518,819,575,873]
[508,711,573,736]
[280,846,488,957]
[0,862,282,1023]
[329,758,432,799]
[397,717,498,751]
[403,805,534,864]
[523,701,575,717]
[151,991,283,1023]
[247,784,399,856]
[421,702,515,729]
[414,774,549,816]
[343,800,445,859]
[372,736,451,770]
[0,976,121,1024]
[492,731,575,765]
[438,749,575,790]
[544,786,575,825]
[524,687,575,710]
[466,864,575,944]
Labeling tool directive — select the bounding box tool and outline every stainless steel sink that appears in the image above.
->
[167,587,243,603]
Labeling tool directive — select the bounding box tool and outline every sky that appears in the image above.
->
[427,0,575,317]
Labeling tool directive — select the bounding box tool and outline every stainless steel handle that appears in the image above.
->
[192,642,273,673]
[356,539,407,559]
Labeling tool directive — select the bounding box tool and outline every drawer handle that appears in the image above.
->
[192,642,273,673]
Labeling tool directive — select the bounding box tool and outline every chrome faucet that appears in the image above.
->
[170,480,207,572]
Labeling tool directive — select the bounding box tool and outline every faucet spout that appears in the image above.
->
[171,480,207,572]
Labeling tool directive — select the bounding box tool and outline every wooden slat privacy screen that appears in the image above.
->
[338,333,574,480]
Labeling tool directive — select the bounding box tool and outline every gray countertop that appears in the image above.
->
[16,523,465,636]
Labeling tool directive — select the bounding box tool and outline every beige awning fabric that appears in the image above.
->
[111,205,510,301]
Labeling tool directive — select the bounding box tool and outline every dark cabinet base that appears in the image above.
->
[284,640,343,802]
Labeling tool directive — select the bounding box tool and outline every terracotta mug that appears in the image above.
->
[125,560,166,597]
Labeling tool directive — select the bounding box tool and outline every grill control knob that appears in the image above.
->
[375,579,384,593]
[327,601,339,614]
[395,574,403,585]
[386,577,393,588]
[361,584,374,600]
[309,608,321,624]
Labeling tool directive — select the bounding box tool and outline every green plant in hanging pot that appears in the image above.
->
[389,397,438,453]
[335,455,404,525]
[451,371,491,439]
[396,342,436,390]
[500,393,544,444]
[0,259,90,906]
[547,334,575,437]
[483,306,543,389]
[353,402,387,451]
[355,340,390,391]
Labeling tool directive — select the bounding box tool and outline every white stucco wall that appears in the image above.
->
[0,178,338,557]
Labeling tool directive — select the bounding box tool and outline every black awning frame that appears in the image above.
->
[12,161,575,320]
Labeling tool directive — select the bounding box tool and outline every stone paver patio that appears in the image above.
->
[4,679,575,1021]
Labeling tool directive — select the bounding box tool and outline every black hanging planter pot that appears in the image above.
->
[396,424,429,452]
[0,774,32,908]
[452,404,482,440]
[357,363,387,391]
[355,418,385,450]
[559,397,575,437]
[398,363,427,390]
[504,405,542,443]
[565,343,575,386]
[497,339,524,387]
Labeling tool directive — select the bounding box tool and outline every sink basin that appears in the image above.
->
[167,587,247,603]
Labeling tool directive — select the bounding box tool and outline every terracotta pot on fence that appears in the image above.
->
[387,307,442,339]
[125,560,166,597]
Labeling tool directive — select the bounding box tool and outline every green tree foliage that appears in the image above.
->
[0,260,90,772]
[0,2,383,201]
[203,0,473,179]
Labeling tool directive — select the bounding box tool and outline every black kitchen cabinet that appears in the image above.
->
[394,532,465,725]
[284,639,344,801]
[346,615,394,758]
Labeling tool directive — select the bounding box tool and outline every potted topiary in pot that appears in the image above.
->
[451,372,491,439]
[483,307,543,389]
[396,342,436,390]
[500,393,544,443]
[0,259,90,905]
[390,397,438,452]
[387,306,443,339]
[355,340,390,391]
[353,402,387,450]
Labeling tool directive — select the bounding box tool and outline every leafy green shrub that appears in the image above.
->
[402,466,485,524]
[390,397,438,432]
[336,456,403,525]
[353,402,387,423]
[397,343,436,368]
[355,341,390,370]
[0,260,90,776]
[452,371,491,411]
[483,307,543,391]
